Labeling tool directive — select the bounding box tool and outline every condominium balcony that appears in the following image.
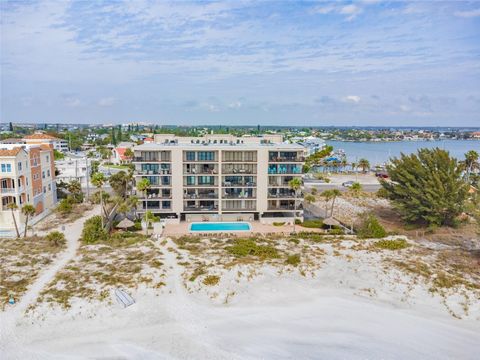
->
[268,165,302,175]
[222,200,256,211]
[184,204,219,212]
[184,191,219,199]
[269,151,304,162]
[267,204,297,210]
[222,193,256,199]
[136,169,172,175]
[134,156,171,162]
[222,181,256,187]
[0,186,24,194]
[267,191,297,198]
[184,164,218,175]
[221,165,256,175]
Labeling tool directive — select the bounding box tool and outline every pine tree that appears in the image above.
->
[9,122,13,132]
[380,148,469,226]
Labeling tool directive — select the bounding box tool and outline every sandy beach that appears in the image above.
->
[1,234,479,360]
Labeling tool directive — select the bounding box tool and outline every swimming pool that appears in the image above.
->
[190,222,251,232]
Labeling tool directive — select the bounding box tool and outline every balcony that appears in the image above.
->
[136,169,172,175]
[267,204,296,210]
[268,156,305,162]
[222,181,256,187]
[0,186,24,194]
[222,193,256,199]
[184,205,219,212]
[267,191,296,199]
[184,192,218,199]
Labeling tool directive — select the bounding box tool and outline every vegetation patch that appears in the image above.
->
[0,236,66,309]
[285,254,301,267]
[374,238,409,250]
[357,214,387,239]
[299,219,324,228]
[273,222,285,226]
[203,275,220,286]
[227,238,279,259]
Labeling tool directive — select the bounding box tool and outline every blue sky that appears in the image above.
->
[1,0,479,126]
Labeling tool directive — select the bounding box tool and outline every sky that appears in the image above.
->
[1,0,479,126]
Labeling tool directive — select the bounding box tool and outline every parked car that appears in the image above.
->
[342,181,355,187]
[375,172,389,179]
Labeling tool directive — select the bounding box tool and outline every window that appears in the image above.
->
[48,184,51,191]
[43,186,46,193]
[47,170,51,177]
[42,171,45,179]
[186,151,195,161]
[1,164,11,172]
[18,162,22,171]
[198,152,214,161]
[26,178,29,186]
[46,155,49,162]
[186,176,195,185]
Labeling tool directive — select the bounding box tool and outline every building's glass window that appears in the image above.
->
[18,162,22,171]
[162,201,171,208]
[48,184,51,191]
[1,164,12,172]
[186,151,195,161]
[47,170,51,177]
[42,171,45,179]
[46,155,49,162]
[186,176,195,185]
[198,152,214,161]
[43,186,46,193]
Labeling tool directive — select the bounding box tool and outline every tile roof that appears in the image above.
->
[0,147,23,157]
[23,133,59,140]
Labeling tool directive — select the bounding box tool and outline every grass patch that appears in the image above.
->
[227,238,279,259]
[374,238,409,250]
[299,219,324,228]
[285,254,301,267]
[273,222,285,226]
[203,275,220,286]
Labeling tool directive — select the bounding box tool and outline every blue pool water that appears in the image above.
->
[190,222,251,232]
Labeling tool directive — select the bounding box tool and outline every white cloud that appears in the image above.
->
[64,97,81,107]
[98,97,116,107]
[228,101,242,109]
[343,95,361,103]
[454,9,480,18]
[340,4,363,20]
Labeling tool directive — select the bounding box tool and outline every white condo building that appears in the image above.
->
[133,134,305,223]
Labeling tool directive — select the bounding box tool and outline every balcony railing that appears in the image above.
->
[184,193,218,199]
[267,193,296,198]
[184,205,219,211]
[222,193,256,199]
[0,186,23,194]
[267,205,296,210]
[222,181,256,187]
[134,157,171,162]
[269,156,305,162]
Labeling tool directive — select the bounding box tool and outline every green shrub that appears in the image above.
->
[81,216,108,244]
[295,232,324,242]
[273,222,285,226]
[203,275,220,286]
[295,219,302,225]
[57,198,73,215]
[329,228,344,235]
[227,238,279,259]
[310,188,318,195]
[133,221,142,231]
[300,219,323,228]
[357,214,387,239]
[45,231,66,247]
[374,238,408,250]
[285,254,301,266]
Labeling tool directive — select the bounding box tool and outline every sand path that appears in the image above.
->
[0,206,99,356]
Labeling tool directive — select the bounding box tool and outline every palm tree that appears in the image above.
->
[124,148,134,162]
[136,178,151,234]
[91,172,106,227]
[329,189,341,217]
[288,178,302,233]
[463,150,479,182]
[21,204,35,238]
[6,202,20,238]
[358,158,370,173]
[321,190,334,217]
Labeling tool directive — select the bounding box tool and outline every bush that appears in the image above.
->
[329,228,344,235]
[203,275,220,286]
[299,219,323,228]
[374,238,409,250]
[273,222,285,226]
[227,238,279,259]
[81,216,108,244]
[45,231,66,247]
[357,214,387,239]
[133,221,142,231]
[310,188,318,195]
[285,254,301,266]
[57,198,73,215]
[295,219,302,225]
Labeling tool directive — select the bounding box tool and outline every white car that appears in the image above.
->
[342,181,355,187]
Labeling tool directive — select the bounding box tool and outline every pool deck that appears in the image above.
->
[163,221,325,237]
